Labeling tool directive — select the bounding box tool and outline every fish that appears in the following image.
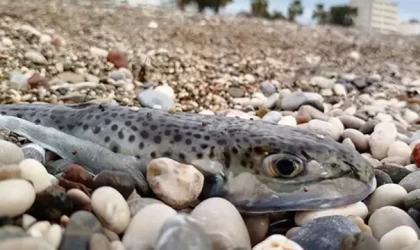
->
[0,102,376,214]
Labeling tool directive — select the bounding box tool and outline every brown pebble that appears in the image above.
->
[89,233,111,250]
[243,214,269,246]
[93,170,135,199]
[60,215,70,228]
[0,164,21,181]
[107,49,128,68]
[58,177,91,195]
[62,164,94,188]
[103,228,120,242]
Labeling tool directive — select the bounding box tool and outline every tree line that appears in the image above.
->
[175,0,359,27]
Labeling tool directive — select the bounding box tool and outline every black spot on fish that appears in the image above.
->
[197,153,203,159]
[131,126,138,131]
[162,151,171,157]
[240,159,247,167]
[104,136,110,142]
[185,139,192,145]
[209,147,215,159]
[83,124,89,130]
[223,149,231,169]
[111,124,118,131]
[179,153,186,160]
[140,131,149,139]
[139,142,144,149]
[125,121,132,126]
[174,134,182,142]
[128,135,136,142]
[150,125,158,130]
[186,131,192,136]
[93,127,101,134]
[118,130,124,139]
[111,145,119,153]
[153,136,162,144]
[86,114,93,120]
[200,144,208,149]
[204,135,210,141]
[104,119,111,125]
[217,139,227,145]
[150,152,156,158]
[232,147,238,154]
[50,115,56,119]
[67,124,75,130]
[193,134,202,139]
[164,130,171,136]
[34,119,41,124]
[111,113,118,118]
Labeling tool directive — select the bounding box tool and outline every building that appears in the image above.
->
[398,21,420,36]
[349,0,399,34]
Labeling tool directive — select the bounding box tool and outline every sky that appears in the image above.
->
[220,0,419,24]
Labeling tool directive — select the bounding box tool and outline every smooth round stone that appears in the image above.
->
[28,185,73,222]
[404,190,420,209]
[381,156,410,166]
[402,240,420,250]
[379,226,418,250]
[280,92,324,111]
[243,215,269,246]
[359,119,379,134]
[290,215,360,250]
[286,227,301,238]
[307,119,341,141]
[310,76,334,89]
[374,169,393,187]
[277,115,297,127]
[368,206,420,240]
[340,232,380,250]
[67,188,91,211]
[228,87,245,98]
[111,241,125,250]
[399,171,420,193]
[190,197,251,250]
[27,221,51,237]
[295,202,368,226]
[19,159,52,193]
[147,158,204,209]
[21,143,46,165]
[349,215,372,234]
[93,170,135,199]
[91,186,130,234]
[59,211,104,250]
[253,234,303,250]
[369,122,398,160]
[154,85,175,100]
[0,140,25,166]
[342,138,356,149]
[388,141,412,162]
[122,203,176,250]
[90,233,111,250]
[155,213,212,250]
[0,237,55,250]
[365,184,407,212]
[405,164,417,172]
[342,129,369,152]
[103,228,120,242]
[22,214,36,230]
[338,115,365,129]
[44,224,62,249]
[377,164,411,183]
[262,111,282,123]
[260,81,277,97]
[137,89,175,111]
[0,226,27,242]
[0,179,35,217]
[127,197,164,217]
[61,164,93,187]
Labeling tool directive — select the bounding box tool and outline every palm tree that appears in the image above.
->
[287,0,304,22]
[312,3,328,24]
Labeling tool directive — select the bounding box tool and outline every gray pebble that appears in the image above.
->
[377,164,411,183]
[0,226,27,242]
[290,215,360,250]
[137,89,175,111]
[261,111,282,123]
[155,213,212,250]
[260,81,277,97]
[359,119,379,135]
[399,171,420,193]
[281,92,324,112]
[127,197,163,217]
[374,169,393,187]
[108,70,126,81]
[8,71,28,90]
[407,208,420,226]
[21,143,46,165]
[404,190,420,210]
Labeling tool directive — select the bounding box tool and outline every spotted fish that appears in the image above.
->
[0,102,375,214]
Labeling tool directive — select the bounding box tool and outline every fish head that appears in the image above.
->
[223,124,376,214]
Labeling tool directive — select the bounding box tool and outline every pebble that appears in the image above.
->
[374,169,393,187]
[147,158,204,209]
[21,143,46,164]
[338,115,366,129]
[155,85,176,100]
[19,159,52,193]
[342,129,369,152]
[340,232,381,250]
[122,203,176,250]
[290,215,360,250]
[137,89,175,110]
[402,240,420,250]
[91,186,130,234]
[243,215,269,246]
[280,92,323,111]
[27,221,50,237]
[0,226,27,241]
[155,213,212,250]
[262,111,282,123]
[0,179,35,217]
[365,184,407,211]
[388,141,412,162]
[190,197,251,250]
[0,237,55,250]
[294,202,368,226]
[369,122,398,160]
[61,164,93,188]
[260,81,277,97]
[93,170,135,199]
[377,164,411,183]
[59,211,104,250]
[277,115,297,127]
[45,224,62,248]
[379,226,418,250]
[311,76,334,89]
[89,233,111,250]
[404,190,420,209]
[127,196,163,217]
[253,234,303,250]
[399,171,420,193]
[307,119,341,141]
[107,49,128,68]
[24,50,47,64]
[368,206,420,240]
[0,140,25,165]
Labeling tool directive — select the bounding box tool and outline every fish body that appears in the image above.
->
[0,102,375,213]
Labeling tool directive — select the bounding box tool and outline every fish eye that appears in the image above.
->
[262,154,305,178]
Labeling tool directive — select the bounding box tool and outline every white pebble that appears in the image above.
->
[365,184,407,212]
[380,226,418,250]
[388,141,411,161]
[27,221,51,237]
[44,224,62,249]
[277,115,297,127]
[252,234,303,250]
[91,186,131,234]
[0,179,35,217]
[19,159,51,193]
[307,119,341,141]
[369,122,398,160]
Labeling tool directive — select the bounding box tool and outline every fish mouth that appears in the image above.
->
[226,173,376,214]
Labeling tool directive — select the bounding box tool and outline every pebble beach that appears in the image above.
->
[1,0,420,250]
